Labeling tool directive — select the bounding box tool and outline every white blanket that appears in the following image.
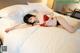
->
[3,26,80,53]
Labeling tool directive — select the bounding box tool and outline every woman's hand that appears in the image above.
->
[5,28,13,33]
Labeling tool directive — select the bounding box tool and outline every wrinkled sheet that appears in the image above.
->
[3,26,80,53]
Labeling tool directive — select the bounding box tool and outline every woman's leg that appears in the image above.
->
[56,16,75,33]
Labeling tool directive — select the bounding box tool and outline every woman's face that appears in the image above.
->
[28,16,38,23]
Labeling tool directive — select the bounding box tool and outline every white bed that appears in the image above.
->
[0,4,80,53]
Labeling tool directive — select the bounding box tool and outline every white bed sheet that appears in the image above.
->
[3,26,80,53]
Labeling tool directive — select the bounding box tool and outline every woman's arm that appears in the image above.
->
[5,23,29,32]
[56,16,76,33]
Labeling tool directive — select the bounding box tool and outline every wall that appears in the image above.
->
[27,0,42,3]
[47,0,54,9]
[0,0,43,9]
[0,0,27,9]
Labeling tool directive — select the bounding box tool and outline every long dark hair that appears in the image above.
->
[23,14,36,25]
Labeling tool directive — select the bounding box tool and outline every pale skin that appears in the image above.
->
[44,15,76,33]
[5,23,33,32]
[5,14,77,33]
[5,16,37,32]
[56,16,75,33]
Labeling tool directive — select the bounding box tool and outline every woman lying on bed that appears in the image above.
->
[5,13,79,33]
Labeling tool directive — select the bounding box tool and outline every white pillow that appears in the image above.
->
[27,3,54,24]
[28,3,53,14]
[0,4,54,31]
[0,4,54,24]
[0,4,35,24]
[0,5,32,31]
[0,18,17,31]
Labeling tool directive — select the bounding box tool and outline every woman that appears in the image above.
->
[40,14,76,33]
[5,13,77,33]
